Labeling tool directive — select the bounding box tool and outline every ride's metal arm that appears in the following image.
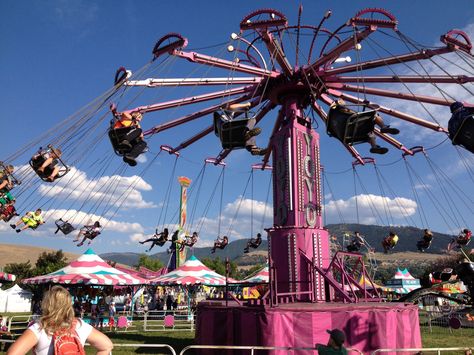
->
[305,27,375,73]
[329,89,448,133]
[172,50,280,78]
[143,94,254,136]
[372,128,413,155]
[260,31,293,75]
[326,75,474,85]
[320,47,452,76]
[313,97,364,164]
[132,86,254,114]
[261,109,285,169]
[171,96,265,153]
[125,77,264,87]
[326,83,454,106]
[214,100,276,164]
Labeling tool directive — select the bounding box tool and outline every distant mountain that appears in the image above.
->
[101,224,453,267]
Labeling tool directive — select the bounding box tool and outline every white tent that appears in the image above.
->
[2,285,32,312]
[0,289,7,313]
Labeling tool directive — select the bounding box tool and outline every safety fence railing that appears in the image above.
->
[143,310,195,332]
[7,314,37,335]
[371,347,474,355]
[180,345,364,354]
[419,307,474,335]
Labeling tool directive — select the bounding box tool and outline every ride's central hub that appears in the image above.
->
[266,69,315,106]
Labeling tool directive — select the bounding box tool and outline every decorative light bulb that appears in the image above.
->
[227,45,235,52]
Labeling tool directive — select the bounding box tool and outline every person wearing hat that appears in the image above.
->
[74,221,102,247]
[417,229,433,252]
[316,329,347,355]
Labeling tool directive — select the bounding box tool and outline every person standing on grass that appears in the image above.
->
[6,286,113,355]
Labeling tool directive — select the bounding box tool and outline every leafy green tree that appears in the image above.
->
[3,261,34,288]
[201,257,239,279]
[136,254,164,271]
[34,250,69,276]
[239,263,265,280]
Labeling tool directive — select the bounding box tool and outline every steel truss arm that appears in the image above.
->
[260,31,293,75]
[171,97,265,153]
[326,75,474,85]
[305,27,375,73]
[328,89,448,133]
[125,77,264,87]
[143,94,254,136]
[320,47,453,76]
[172,50,280,78]
[326,83,454,106]
[133,86,255,114]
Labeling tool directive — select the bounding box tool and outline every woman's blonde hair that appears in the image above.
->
[39,286,74,335]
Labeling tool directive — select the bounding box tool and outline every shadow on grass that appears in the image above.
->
[104,331,195,354]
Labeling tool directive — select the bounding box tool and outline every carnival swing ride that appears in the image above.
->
[2,6,474,350]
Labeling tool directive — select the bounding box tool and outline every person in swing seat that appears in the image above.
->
[382,231,399,253]
[211,235,228,253]
[31,147,63,182]
[417,229,433,252]
[0,199,18,222]
[111,111,148,167]
[223,102,268,156]
[10,208,44,233]
[179,232,199,251]
[347,231,365,252]
[0,165,15,195]
[329,99,399,155]
[74,221,101,247]
[448,228,472,251]
[140,228,169,252]
[244,233,262,253]
[448,101,474,141]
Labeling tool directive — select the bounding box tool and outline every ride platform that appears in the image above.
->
[195,301,421,354]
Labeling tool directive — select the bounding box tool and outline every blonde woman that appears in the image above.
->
[7,286,113,355]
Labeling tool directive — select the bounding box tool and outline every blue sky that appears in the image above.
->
[1,0,474,256]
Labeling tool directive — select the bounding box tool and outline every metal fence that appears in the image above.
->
[143,310,195,332]
[371,347,473,355]
[180,345,364,354]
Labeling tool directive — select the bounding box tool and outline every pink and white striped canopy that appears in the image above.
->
[149,255,228,286]
[0,272,16,282]
[242,266,269,283]
[22,249,147,285]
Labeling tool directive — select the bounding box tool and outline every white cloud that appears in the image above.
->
[324,193,417,225]
[37,167,156,209]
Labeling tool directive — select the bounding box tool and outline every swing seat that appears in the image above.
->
[213,111,251,149]
[108,127,135,155]
[327,106,377,145]
[452,115,474,154]
[29,147,70,182]
[55,219,76,235]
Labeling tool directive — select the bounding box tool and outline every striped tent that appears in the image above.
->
[384,268,421,294]
[22,248,147,285]
[0,272,16,282]
[149,255,228,286]
[242,266,269,283]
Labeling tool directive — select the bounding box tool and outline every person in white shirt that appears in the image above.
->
[6,286,112,355]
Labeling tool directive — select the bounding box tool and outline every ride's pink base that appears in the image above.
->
[195,302,421,354]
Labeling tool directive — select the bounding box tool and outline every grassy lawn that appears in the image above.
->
[421,326,474,349]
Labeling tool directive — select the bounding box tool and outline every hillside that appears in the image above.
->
[101,223,453,267]
[0,243,80,268]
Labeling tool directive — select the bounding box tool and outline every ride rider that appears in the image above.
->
[179,232,199,251]
[10,208,44,233]
[221,102,267,156]
[329,99,400,154]
[417,229,433,252]
[74,221,101,247]
[139,228,169,252]
[448,101,474,142]
[31,147,63,182]
[211,236,229,254]
[382,231,399,254]
[0,199,18,222]
[244,233,262,253]
[111,111,148,166]
[347,231,365,252]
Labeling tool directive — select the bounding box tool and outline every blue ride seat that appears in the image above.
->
[452,114,474,154]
